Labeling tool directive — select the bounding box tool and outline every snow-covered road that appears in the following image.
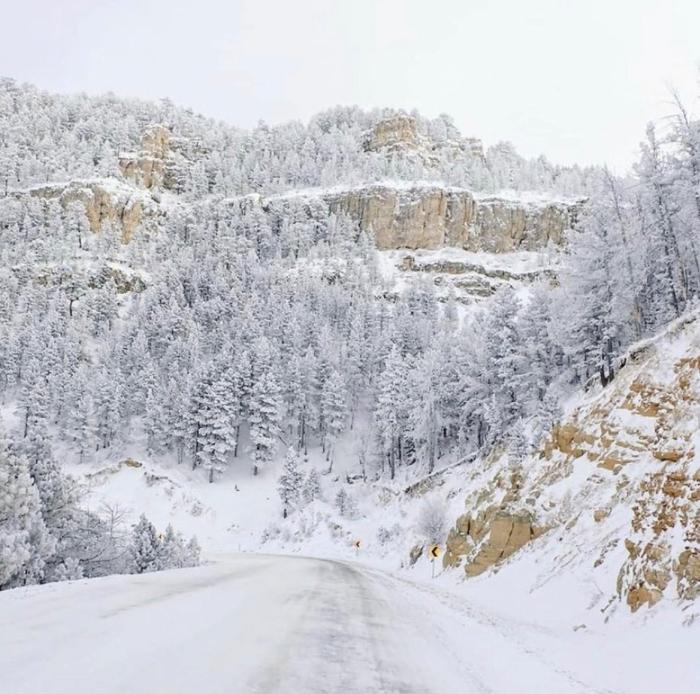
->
[0,554,640,694]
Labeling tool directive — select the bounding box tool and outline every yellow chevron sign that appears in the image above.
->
[429,544,441,559]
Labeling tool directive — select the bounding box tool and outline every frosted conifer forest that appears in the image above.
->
[1,2,700,692]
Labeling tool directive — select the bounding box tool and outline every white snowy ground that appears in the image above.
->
[4,552,694,694]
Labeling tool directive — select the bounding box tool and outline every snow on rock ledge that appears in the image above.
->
[270,182,584,252]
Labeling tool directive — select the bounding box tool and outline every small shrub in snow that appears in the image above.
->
[376,523,403,547]
[417,498,448,544]
[287,510,323,542]
[53,557,84,582]
[260,523,282,544]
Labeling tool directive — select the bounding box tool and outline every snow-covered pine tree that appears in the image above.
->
[128,514,160,574]
[248,340,282,476]
[320,369,347,470]
[156,524,185,570]
[192,370,238,482]
[373,346,408,479]
[335,488,349,517]
[277,447,303,518]
[302,467,322,504]
[0,434,54,589]
[408,349,442,474]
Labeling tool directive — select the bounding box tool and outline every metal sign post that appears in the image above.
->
[428,544,441,578]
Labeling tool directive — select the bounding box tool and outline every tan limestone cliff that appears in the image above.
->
[119,124,171,190]
[25,180,157,243]
[364,114,484,161]
[324,184,581,252]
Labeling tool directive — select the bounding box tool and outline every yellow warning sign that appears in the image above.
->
[353,539,362,550]
[429,544,442,559]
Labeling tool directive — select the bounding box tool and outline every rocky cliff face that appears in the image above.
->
[119,124,170,190]
[19,119,583,255]
[365,115,427,155]
[25,180,157,243]
[18,174,580,262]
[323,184,581,252]
[443,312,700,613]
[364,114,484,161]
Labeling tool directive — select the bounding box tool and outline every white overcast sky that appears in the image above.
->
[3,0,700,171]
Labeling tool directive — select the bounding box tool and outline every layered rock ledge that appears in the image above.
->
[273,183,583,252]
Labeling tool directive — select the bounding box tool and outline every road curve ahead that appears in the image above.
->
[0,554,597,694]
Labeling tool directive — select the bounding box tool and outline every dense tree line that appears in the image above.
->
[0,78,594,198]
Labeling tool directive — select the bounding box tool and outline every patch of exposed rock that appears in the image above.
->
[119,122,200,193]
[365,115,427,154]
[323,184,581,252]
[364,114,484,162]
[24,180,155,243]
[445,509,544,576]
[443,465,547,575]
[443,311,700,612]
[119,124,171,190]
[399,253,557,298]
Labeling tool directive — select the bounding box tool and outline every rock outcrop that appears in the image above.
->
[445,509,542,576]
[398,253,556,298]
[443,464,547,575]
[323,184,581,252]
[365,115,427,155]
[364,114,484,161]
[119,124,171,190]
[443,311,700,612]
[26,180,154,243]
[19,175,579,262]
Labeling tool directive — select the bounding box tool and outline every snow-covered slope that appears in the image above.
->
[441,310,700,622]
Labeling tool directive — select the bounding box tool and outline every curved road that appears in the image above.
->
[0,554,605,693]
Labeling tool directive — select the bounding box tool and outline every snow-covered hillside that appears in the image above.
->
[2,76,700,663]
[440,310,700,621]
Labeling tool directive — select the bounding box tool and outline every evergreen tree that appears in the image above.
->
[248,342,281,476]
[277,447,303,517]
[0,436,54,589]
[302,467,322,504]
[320,369,347,469]
[129,514,160,574]
[373,346,408,479]
[192,371,238,482]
